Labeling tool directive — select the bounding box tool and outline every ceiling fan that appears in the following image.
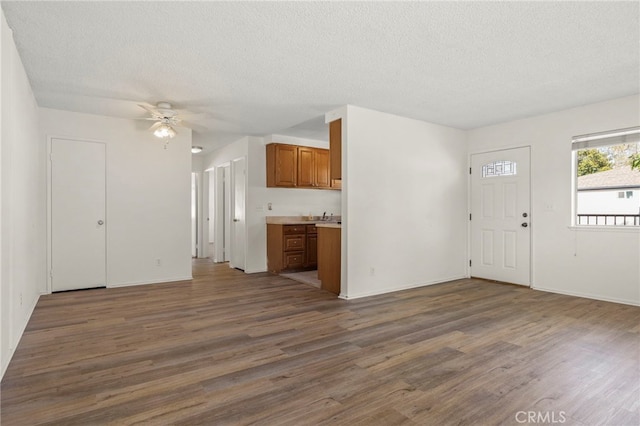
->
[137,101,202,139]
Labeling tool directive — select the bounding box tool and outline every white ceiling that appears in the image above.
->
[2,1,638,154]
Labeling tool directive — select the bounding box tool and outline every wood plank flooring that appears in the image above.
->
[1,259,639,425]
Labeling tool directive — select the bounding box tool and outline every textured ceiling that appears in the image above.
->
[2,1,639,153]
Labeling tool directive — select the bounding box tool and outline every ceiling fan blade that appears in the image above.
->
[176,112,210,121]
[138,103,161,118]
[135,117,159,121]
[148,122,162,131]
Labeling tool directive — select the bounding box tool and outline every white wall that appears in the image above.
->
[468,95,640,305]
[39,108,192,287]
[1,11,46,379]
[340,105,468,299]
[202,135,341,273]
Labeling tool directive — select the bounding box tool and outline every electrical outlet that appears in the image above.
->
[370,267,375,276]
[156,259,162,267]
[267,202,273,211]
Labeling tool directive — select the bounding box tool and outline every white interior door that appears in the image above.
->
[51,138,106,291]
[230,157,246,271]
[191,173,198,258]
[207,171,215,258]
[213,165,231,263]
[471,147,530,286]
[223,166,231,261]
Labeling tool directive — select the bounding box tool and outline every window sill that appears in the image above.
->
[568,226,640,233]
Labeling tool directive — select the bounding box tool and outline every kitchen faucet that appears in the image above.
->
[322,212,327,221]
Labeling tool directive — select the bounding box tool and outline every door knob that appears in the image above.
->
[521,222,528,228]
[233,219,239,222]
[97,220,104,225]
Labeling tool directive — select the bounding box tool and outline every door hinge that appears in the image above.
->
[49,269,53,278]
[469,167,472,175]
[49,153,53,161]
[469,213,472,220]
[469,260,472,267]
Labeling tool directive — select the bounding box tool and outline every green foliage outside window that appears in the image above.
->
[577,149,612,176]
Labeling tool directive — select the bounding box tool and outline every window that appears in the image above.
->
[573,126,640,226]
[482,160,517,178]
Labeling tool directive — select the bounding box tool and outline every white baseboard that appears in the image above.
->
[340,275,468,300]
[532,285,640,307]
[108,276,193,288]
[1,293,40,380]
[244,268,268,274]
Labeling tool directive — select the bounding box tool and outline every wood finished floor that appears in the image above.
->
[1,259,639,425]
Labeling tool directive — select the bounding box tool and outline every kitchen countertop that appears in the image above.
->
[315,223,341,229]
[266,216,341,226]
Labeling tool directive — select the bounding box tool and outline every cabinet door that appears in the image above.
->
[273,144,297,187]
[330,119,342,180]
[315,149,331,188]
[305,234,318,268]
[297,147,315,188]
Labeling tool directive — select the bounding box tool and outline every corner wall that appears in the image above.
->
[39,108,193,288]
[342,105,468,298]
[468,95,640,305]
[1,11,46,379]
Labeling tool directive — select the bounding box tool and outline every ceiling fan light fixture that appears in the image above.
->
[191,146,203,154]
[153,123,176,139]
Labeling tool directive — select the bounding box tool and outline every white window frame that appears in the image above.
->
[571,126,640,227]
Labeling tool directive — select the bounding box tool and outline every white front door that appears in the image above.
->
[471,147,531,286]
[230,157,246,270]
[51,138,106,291]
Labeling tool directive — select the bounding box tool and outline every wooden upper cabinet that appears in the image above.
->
[330,119,342,180]
[267,143,333,190]
[267,144,297,187]
[297,147,315,188]
[298,147,331,189]
[315,149,331,188]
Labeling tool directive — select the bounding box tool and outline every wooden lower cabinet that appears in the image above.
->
[318,226,341,295]
[267,223,318,273]
[283,251,305,269]
[283,234,305,251]
[305,225,318,268]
